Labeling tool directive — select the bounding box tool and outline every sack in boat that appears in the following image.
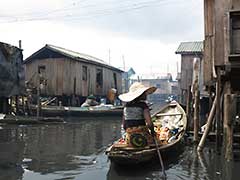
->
[126,126,153,147]
[156,127,171,144]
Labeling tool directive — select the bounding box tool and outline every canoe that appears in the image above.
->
[105,101,187,165]
[29,105,123,117]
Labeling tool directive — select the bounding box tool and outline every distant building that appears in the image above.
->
[132,73,178,104]
[24,44,123,106]
[122,67,136,93]
[175,41,204,106]
[0,42,25,113]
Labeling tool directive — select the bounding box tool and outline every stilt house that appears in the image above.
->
[204,0,240,160]
[175,41,204,106]
[24,44,123,106]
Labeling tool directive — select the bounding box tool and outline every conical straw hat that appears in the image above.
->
[119,82,156,102]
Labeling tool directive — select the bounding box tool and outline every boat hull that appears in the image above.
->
[30,105,123,117]
[107,138,184,165]
[106,101,187,165]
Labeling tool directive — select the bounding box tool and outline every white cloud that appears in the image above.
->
[0,0,202,79]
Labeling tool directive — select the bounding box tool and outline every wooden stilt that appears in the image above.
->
[216,67,222,150]
[194,90,200,142]
[37,73,41,120]
[186,86,192,131]
[197,90,217,152]
[193,58,200,143]
[22,96,25,115]
[10,97,13,114]
[15,95,19,115]
[223,81,235,161]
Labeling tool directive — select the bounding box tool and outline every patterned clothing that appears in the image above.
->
[122,101,154,147]
[125,126,153,147]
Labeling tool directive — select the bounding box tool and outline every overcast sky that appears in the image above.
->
[0,0,204,79]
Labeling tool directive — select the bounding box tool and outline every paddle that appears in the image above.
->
[152,135,167,179]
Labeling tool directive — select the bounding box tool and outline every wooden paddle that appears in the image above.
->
[153,135,167,178]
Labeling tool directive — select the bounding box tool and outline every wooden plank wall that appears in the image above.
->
[180,54,196,91]
[203,0,214,86]
[25,58,122,97]
[232,0,240,9]
[214,0,227,66]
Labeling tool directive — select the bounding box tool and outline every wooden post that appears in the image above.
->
[194,90,200,142]
[10,97,13,114]
[223,81,235,161]
[193,58,200,142]
[197,92,217,152]
[186,86,192,131]
[22,96,25,115]
[15,95,19,115]
[36,71,41,120]
[216,67,222,150]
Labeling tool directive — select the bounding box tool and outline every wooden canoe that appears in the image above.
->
[29,105,123,117]
[105,101,187,165]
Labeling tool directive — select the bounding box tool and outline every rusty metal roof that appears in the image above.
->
[24,44,123,72]
[47,44,107,65]
[175,41,203,54]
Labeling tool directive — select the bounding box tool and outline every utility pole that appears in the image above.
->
[122,55,125,71]
[108,49,111,65]
[36,68,41,120]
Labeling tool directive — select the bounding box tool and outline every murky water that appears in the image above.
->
[0,117,240,180]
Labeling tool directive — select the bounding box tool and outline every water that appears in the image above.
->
[0,117,240,180]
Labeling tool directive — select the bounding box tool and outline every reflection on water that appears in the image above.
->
[0,117,240,180]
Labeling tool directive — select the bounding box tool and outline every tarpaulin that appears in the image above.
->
[0,42,25,97]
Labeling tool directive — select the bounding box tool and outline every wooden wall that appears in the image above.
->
[25,58,122,97]
[203,0,237,85]
[203,0,215,86]
[214,0,230,66]
[232,0,240,9]
[180,54,196,91]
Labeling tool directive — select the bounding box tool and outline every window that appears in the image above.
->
[156,83,161,88]
[230,11,240,54]
[82,65,87,81]
[113,72,117,89]
[96,68,103,88]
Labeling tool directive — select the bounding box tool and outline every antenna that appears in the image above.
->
[108,49,111,64]
[19,40,22,49]
[122,55,125,71]
[177,61,179,73]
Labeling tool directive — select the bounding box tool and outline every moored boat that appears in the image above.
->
[105,101,187,165]
[29,104,123,117]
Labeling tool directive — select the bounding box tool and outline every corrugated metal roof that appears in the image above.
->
[175,41,203,54]
[25,44,123,72]
[47,44,108,65]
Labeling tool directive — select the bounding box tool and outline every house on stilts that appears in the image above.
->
[24,44,123,106]
[202,0,240,160]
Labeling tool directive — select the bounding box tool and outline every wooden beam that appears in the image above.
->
[223,81,235,161]
[197,91,217,152]
[156,113,183,117]
[216,67,222,150]
[194,90,200,142]
[186,86,192,130]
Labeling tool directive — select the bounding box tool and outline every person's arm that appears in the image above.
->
[143,108,155,136]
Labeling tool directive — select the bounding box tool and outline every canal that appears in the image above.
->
[0,117,240,180]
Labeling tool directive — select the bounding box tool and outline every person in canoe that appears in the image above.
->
[118,82,157,148]
[81,95,99,107]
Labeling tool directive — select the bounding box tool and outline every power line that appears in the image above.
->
[0,0,195,23]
